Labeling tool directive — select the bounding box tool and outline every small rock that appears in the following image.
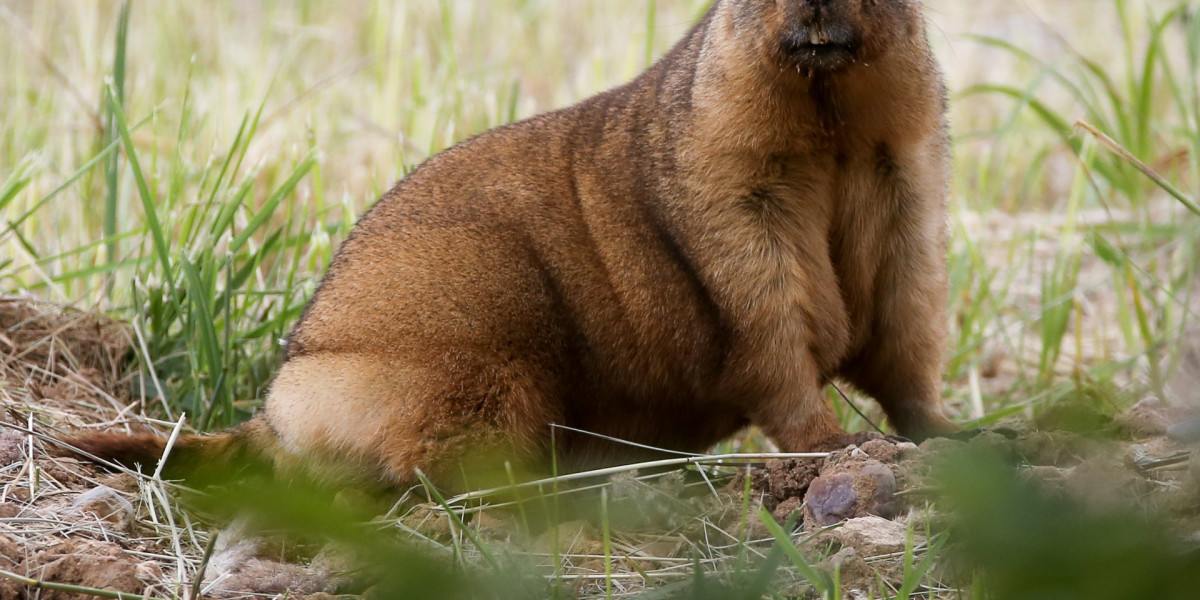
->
[772,497,803,523]
[965,431,1015,456]
[804,460,898,527]
[825,515,910,556]
[72,486,135,532]
[894,442,921,459]
[1119,396,1173,438]
[471,510,514,534]
[1190,452,1200,488]
[533,520,603,556]
[816,547,870,585]
[0,429,24,465]
[311,542,357,575]
[399,505,453,540]
[919,436,966,455]
[1168,416,1200,444]
[135,561,163,581]
[859,439,901,463]
[806,474,859,526]
[1064,460,1151,511]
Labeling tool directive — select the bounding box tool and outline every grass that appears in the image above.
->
[941,0,1200,422]
[1,0,1199,598]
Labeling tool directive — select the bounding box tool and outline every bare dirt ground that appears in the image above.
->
[2,296,1200,599]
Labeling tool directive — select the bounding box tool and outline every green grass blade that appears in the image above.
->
[228,152,317,253]
[1077,120,1200,216]
[106,84,174,281]
[963,34,1107,119]
[1132,8,1182,158]
[896,529,947,600]
[103,0,131,283]
[179,257,224,429]
[0,156,36,213]
[10,111,153,233]
[200,112,251,223]
[757,506,831,598]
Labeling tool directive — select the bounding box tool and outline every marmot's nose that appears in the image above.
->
[805,0,835,16]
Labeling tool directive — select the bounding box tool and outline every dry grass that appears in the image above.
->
[0,297,132,429]
[0,297,204,599]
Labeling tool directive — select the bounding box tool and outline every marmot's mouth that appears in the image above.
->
[789,42,855,55]
[782,29,859,70]
[779,25,860,71]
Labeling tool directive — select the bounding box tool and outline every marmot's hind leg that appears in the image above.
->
[265,352,559,490]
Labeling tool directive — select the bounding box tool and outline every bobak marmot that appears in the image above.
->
[70,0,956,488]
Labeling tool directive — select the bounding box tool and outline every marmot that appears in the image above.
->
[70,0,955,488]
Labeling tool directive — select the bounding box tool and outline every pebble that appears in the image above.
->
[1167,416,1200,444]
[72,485,135,533]
[825,515,909,556]
[804,461,898,527]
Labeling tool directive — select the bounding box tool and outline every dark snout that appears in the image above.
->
[778,0,864,71]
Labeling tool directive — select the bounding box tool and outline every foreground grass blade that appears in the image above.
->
[757,506,832,598]
[1076,120,1200,216]
[106,84,173,283]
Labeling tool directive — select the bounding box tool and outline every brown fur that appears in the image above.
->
[69,0,955,488]
[63,420,275,486]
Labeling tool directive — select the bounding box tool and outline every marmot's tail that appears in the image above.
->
[59,417,276,486]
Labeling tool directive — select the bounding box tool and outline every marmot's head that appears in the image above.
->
[729,0,924,72]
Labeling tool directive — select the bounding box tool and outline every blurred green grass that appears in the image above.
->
[933,446,1200,600]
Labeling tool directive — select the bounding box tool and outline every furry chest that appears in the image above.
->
[713,175,854,381]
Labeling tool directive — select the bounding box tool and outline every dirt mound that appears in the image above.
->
[0,297,129,392]
[0,297,132,426]
[0,538,163,600]
[0,298,361,600]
